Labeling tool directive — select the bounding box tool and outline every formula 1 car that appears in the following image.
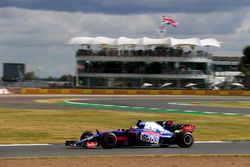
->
[65,120,195,149]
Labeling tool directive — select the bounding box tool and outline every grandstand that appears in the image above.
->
[68,36,241,89]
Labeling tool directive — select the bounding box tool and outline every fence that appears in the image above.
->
[19,88,250,96]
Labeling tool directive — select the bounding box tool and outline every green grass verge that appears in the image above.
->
[0,108,250,144]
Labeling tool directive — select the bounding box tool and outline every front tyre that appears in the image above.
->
[100,133,117,149]
[80,131,94,140]
[177,132,194,148]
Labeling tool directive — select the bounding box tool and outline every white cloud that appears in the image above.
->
[0,7,158,77]
[0,7,249,77]
[236,12,250,34]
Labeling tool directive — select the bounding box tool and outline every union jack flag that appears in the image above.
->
[162,16,178,27]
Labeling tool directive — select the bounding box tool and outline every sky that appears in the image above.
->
[0,0,250,78]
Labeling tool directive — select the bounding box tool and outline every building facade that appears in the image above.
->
[2,63,25,82]
[69,36,223,89]
[212,56,242,82]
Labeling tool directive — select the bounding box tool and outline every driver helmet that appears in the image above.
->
[130,126,138,129]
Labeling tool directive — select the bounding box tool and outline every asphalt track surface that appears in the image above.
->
[0,94,250,157]
[0,95,250,115]
[1,141,250,157]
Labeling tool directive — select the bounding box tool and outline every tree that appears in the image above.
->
[46,76,55,81]
[240,45,250,75]
[59,74,73,81]
[24,71,36,80]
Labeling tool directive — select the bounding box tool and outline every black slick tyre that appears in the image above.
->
[100,133,117,149]
[80,131,94,140]
[177,132,194,148]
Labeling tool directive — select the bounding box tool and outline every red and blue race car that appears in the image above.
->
[65,120,195,149]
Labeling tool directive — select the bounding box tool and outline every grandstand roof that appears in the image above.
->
[68,36,221,48]
[212,56,241,62]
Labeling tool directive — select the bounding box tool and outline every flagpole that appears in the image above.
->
[75,64,79,87]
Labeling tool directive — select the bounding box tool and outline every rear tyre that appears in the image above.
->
[177,132,194,148]
[100,133,117,149]
[80,131,94,140]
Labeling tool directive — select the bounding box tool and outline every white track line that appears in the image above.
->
[0,144,52,147]
[168,102,192,106]
[194,141,232,144]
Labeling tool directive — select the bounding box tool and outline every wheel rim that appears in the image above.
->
[106,136,116,145]
[184,135,193,145]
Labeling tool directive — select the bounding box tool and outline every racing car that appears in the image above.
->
[65,120,195,149]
